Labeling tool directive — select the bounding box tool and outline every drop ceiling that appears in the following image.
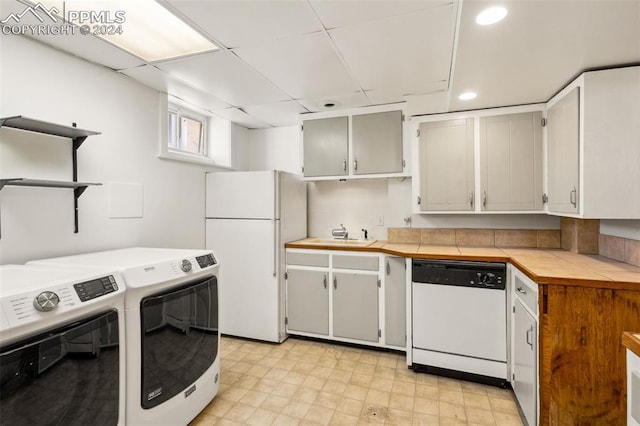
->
[5,0,640,128]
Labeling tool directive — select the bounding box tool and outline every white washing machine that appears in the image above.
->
[30,247,220,426]
[0,264,127,425]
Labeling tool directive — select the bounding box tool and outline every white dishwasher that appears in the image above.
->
[412,259,508,387]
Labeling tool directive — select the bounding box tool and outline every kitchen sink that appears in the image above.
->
[305,238,376,247]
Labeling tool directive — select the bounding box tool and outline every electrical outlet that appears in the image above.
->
[377,216,384,226]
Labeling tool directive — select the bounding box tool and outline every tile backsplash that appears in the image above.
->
[388,228,562,249]
[599,234,640,267]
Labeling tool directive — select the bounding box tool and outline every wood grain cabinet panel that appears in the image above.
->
[540,285,640,425]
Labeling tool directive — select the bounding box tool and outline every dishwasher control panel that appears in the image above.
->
[412,259,506,290]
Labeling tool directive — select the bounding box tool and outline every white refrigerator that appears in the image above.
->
[205,170,307,343]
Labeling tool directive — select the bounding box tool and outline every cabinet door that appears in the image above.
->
[547,87,580,214]
[302,117,348,177]
[540,285,640,425]
[480,112,543,211]
[352,110,403,175]
[333,272,379,342]
[419,119,475,211]
[286,270,329,335]
[513,298,537,426]
[385,257,406,347]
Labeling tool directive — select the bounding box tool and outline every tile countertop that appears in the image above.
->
[285,238,640,290]
[623,332,640,358]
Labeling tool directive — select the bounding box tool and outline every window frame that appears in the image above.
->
[158,94,234,168]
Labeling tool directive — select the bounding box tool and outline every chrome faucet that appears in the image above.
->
[331,224,349,240]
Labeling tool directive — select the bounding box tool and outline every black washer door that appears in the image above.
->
[140,276,218,409]
[0,310,120,426]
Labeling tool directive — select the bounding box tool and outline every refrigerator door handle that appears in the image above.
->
[273,218,277,277]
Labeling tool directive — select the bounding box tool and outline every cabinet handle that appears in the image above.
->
[342,159,347,172]
[386,260,390,276]
[517,286,527,295]
[469,192,474,208]
[354,159,358,171]
[570,187,577,207]
[526,326,534,348]
[323,275,327,289]
[482,190,487,207]
[333,276,337,290]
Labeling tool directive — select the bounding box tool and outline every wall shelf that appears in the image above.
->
[0,116,102,237]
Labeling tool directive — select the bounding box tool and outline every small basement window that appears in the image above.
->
[159,96,232,168]
[168,109,206,156]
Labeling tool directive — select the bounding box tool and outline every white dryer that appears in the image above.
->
[30,247,220,426]
[0,264,127,425]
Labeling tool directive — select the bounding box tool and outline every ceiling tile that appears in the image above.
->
[233,31,360,101]
[212,108,271,129]
[243,101,308,127]
[309,0,451,29]
[156,51,290,107]
[164,0,322,48]
[404,92,450,116]
[366,80,448,105]
[449,0,640,111]
[298,91,371,113]
[328,3,456,98]
[119,65,230,110]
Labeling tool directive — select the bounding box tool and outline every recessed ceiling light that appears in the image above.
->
[39,0,218,62]
[476,6,508,25]
[458,92,477,101]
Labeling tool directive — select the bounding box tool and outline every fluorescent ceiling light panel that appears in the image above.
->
[475,6,508,25]
[458,92,477,100]
[39,0,218,61]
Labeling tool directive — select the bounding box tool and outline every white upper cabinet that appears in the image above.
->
[546,66,640,219]
[413,105,545,214]
[546,88,580,214]
[352,110,403,175]
[418,118,475,211]
[302,104,408,180]
[479,112,543,211]
[302,116,348,177]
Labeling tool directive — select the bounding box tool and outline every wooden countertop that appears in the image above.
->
[623,332,640,357]
[285,238,640,290]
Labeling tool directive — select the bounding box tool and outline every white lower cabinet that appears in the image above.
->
[510,266,539,426]
[286,269,329,335]
[332,272,379,342]
[285,249,406,350]
[628,347,640,426]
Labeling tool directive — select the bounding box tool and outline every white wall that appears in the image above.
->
[0,36,247,264]
[247,126,301,174]
[600,220,640,240]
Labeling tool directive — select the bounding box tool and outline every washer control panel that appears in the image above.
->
[74,275,118,302]
[196,254,217,268]
[33,291,60,311]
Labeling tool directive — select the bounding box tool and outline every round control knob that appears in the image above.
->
[33,291,60,312]
[180,259,192,272]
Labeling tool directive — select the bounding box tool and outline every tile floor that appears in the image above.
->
[190,336,524,425]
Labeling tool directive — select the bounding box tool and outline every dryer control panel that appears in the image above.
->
[196,254,217,268]
[74,275,118,302]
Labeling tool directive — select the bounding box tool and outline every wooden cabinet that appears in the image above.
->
[352,110,403,175]
[545,66,640,218]
[547,87,580,214]
[384,256,406,348]
[539,284,640,425]
[302,106,406,180]
[332,272,379,342]
[286,269,329,335]
[418,118,475,211]
[479,112,543,211]
[302,116,348,178]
